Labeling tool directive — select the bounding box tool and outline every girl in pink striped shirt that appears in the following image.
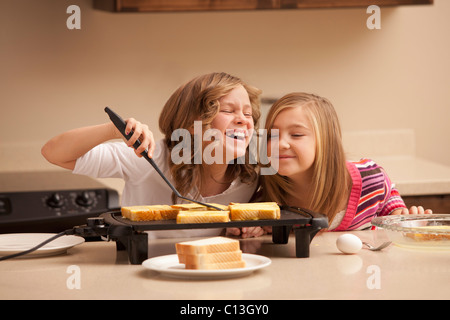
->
[261,92,431,231]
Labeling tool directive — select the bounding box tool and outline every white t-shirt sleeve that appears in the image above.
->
[73,142,141,180]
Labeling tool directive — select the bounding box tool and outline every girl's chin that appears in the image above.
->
[275,164,298,177]
[201,138,248,164]
[225,136,248,155]
[225,146,247,161]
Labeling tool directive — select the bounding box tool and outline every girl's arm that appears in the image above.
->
[41,118,155,170]
[378,166,432,216]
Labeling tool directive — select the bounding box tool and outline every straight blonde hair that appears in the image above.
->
[159,72,262,203]
[261,93,350,221]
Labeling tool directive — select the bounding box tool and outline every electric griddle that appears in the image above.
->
[70,108,329,264]
[74,206,328,264]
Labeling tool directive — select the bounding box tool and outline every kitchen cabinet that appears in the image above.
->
[93,0,433,13]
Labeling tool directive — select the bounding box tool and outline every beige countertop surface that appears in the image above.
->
[375,156,450,196]
[1,230,449,300]
[343,130,450,196]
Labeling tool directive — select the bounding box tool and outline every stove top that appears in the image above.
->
[0,171,110,192]
[0,171,119,233]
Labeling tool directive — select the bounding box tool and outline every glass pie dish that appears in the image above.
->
[371,214,450,250]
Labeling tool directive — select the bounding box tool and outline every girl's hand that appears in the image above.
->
[121,118,155,158]
[226,226,272,239]
[392,206,433,215]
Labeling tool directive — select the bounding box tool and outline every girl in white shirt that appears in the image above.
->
[42,72,265,239]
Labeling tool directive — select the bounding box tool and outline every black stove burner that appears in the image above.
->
[0,171,119,233]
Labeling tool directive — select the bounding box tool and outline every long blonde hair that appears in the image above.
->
[159,72,262,203]
[261,93,350,220]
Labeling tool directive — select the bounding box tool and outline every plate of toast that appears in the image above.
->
[142,253,271,280]
[142,237,271,279]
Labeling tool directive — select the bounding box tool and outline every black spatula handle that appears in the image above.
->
[104,107,224,211]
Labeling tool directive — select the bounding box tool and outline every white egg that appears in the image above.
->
[336,234,362,254]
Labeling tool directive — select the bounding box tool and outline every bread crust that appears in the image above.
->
[175,237,245,270]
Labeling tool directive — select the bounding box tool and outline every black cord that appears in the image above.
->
[0,229,75,261]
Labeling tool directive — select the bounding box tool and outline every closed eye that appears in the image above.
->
[220,109,252,117]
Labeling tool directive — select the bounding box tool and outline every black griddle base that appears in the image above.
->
[98,207,328,265]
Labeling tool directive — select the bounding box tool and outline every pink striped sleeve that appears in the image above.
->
[378,168,406,216]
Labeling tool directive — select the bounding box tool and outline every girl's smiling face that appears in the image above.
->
[268,106,316,179]
[209,85,254,161]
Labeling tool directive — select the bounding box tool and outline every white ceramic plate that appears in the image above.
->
[142,253,271,280]
[0,233,85,258]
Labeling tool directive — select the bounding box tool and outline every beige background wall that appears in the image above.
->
[1,0,449,176]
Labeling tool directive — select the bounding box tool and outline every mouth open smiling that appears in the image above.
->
[225,130,247,141]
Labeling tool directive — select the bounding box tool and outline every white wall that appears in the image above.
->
[1,0,449,176]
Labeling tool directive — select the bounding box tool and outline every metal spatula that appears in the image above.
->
[104,107,224,211]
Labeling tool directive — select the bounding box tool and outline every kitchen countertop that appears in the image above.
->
[375,156,450,196]
[343,129,450,196]
[1,230,448,300]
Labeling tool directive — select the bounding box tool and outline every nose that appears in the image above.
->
[234,111,251,127]
[278,135,290,149]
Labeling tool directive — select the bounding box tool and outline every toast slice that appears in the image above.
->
[185,260,246,270]
[171,203,208,211]
[176,237,245,270]
[176,211,230,224]
[121,205,179,221]
[171,203,229,211]
[175,237,240,255]
[229,202,280,221]
[178,250,243,265]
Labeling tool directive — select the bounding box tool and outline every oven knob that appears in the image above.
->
[46,193,64,208]
[75,191,94,207]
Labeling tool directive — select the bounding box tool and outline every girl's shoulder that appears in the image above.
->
[349,158,378,168]
[347,158,385,173]
[346,158,389,182]
[347,158,394,193]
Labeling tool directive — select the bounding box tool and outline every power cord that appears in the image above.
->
[0,229,75,261]
[0,217,109,261]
